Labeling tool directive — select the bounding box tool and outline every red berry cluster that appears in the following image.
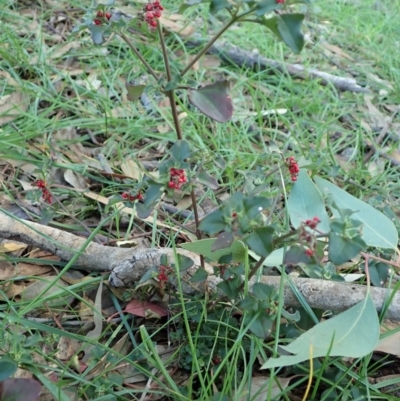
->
[286,156,300,182]
[168,168,187,190]
[93,10,112,26]
[33,180,52,204]
[276,0,284,3]
[158,265,171,288]
[139,0,164,30]
[304,216,320,230]
[121,192,143,201]
[300,216,320,257]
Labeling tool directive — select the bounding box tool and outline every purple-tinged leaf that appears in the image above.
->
[0,378,42,401]
[212,231,234,251]
[125,81,146,101]
[189,80,233,123]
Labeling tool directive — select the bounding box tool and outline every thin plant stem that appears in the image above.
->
[157,21,204,268]
[180,17,238,77]
[180,8,255,77]
[119,32,159,81]
[157,20,183,140]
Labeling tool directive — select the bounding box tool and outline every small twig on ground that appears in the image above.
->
[183,36,370,93]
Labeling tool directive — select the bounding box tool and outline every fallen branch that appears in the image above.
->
[1,211,400,319]
[184,36,370,93]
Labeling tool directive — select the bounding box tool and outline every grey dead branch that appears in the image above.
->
[184,36,369,93]
[1,211,400,319]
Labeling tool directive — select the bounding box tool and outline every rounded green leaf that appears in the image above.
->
[259,14,305,53]
[314,176,398,249]
[0,359,17,381]
[244,227,274,258]
[262,294,380,368]
[287,169,330,233]
[169,140,191,162]
[198,210,227,234]
[255,0,282,16]
[189,80,233,123]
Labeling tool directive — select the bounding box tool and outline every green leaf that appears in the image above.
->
[210,0,230,13]
[262,294,380,368]
[314,177,398,249]
[365,261,389,287]
[197,171,219,190]
[242,196,271,219]
[252,283,274,300]
[198,210,227,234]
[190,267,209,282]
[189,80,233,123]
[180,239,246,262]
[169,140,191,162]
[277,14,305,53]
[244,227,274,258]
[177,254,195,271]
[259,14,305,53]
[88,24,106,45]
[287,169,330,233]
[255,0,282,16]
[144,181,164,207]
[217,276,241,299]
[0,359,17,381]
[125,81,146,101]
[328,229,366,265]
[136,203,153,219]
[212,231,234,251]
[244,310,273,339]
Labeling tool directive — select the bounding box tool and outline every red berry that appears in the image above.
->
[93,19,102,25]
[149,19,157,27]
[154,10,161,17]
[305,248,314,257]
[96,10,104,17]
[105,12,112,20]
[146,11,154,19]
[168,181,176,188]
[145,3,153,11]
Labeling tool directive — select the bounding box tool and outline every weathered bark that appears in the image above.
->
[184,37,369,93]
[1,211,400,319]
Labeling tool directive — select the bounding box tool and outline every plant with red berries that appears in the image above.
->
[33,180,52,204]
[286,156,300,182]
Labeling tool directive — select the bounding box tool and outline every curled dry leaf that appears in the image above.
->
[0,91,30,125]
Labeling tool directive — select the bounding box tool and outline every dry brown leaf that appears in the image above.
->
[0,71,19,87]
[120,158,143,180]
[321,42,355,60]
[0,92,30,125]
[56,337,81,361]
[159,16,194,36]
[1,251,55,281]
[0,242,27,253]
[364,94,389,129]
[237,376,295,401]
[49,41,81,60]
[64,169,87,189]
[79,294,95,321]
